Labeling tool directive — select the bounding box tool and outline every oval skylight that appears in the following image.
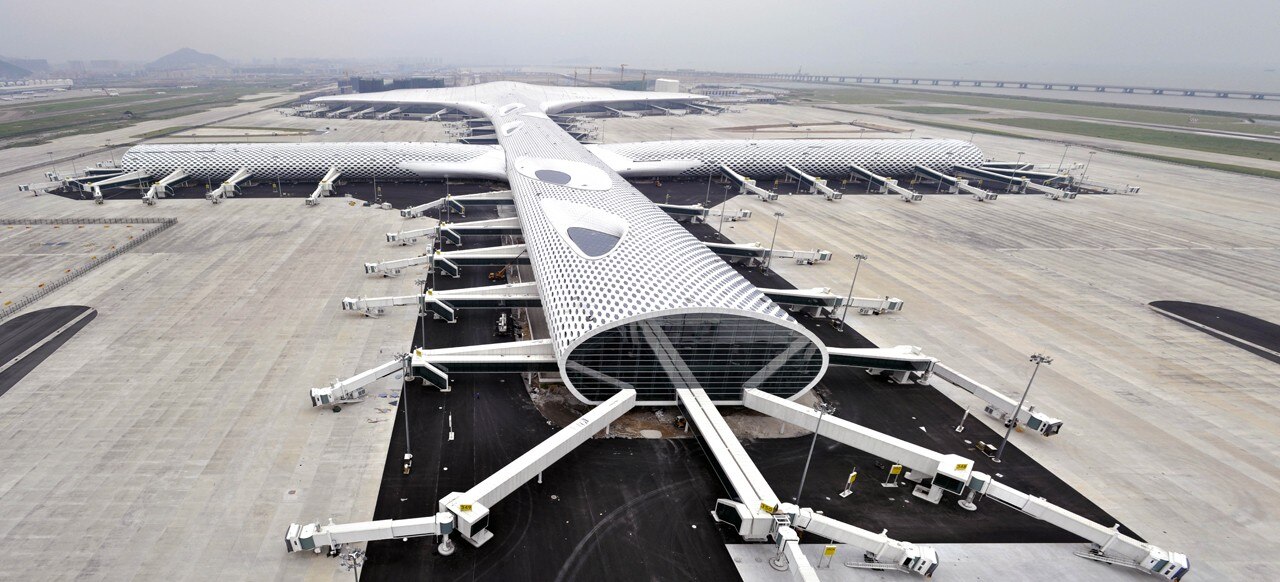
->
[535,169,572,185]
[540,198,629,259]
[514,156,613,191]
[565,227,621,257]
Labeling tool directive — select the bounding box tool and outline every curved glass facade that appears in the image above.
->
[564,313,824,402]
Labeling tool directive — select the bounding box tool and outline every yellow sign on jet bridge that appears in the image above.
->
[759,502,777,514]
[459,504,473,512]
[955,463,970,471]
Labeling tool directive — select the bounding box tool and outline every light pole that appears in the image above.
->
[338,548,366,582]
[716,184,730,239]
[994,353,1053,463]
[763,211,784,274]
[1056,144,1071,172]
[795,401,836,505]
[835,253,868,331]
[704,171,712,206]
[1016,151,1025,164]
[1081,150,1097,183]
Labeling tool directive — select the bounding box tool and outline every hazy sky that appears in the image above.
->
[3,0,1278,85]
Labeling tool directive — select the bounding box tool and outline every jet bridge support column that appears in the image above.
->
[306,166,341,206]
[439,389,637,547]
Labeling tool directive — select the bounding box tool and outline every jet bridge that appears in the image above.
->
[325,106,353,118]
[286,514,455,555]
[743,389,1189,580]
[141,168,189,205]
[364,244,527,277]
[342,281,541,321]
[347,107,377,119]
[376,107,402,120]
[207,168,251,203]
[386,216,522,246]
[655,202,710,222]
[401,190,515,219]
[826,345,936,384]
[648,104,687,116]
[981,166,1073,187]
[1024,181,1078,200]
[783,165,843,200]
[602,106,642,118]
[932,363,1063,436]
[912,165,998,201]
[759,287,903,317]
[953,165,1028,193]
[308,354,411,410]
[310,341,556,403]
[81,170,150,203]
[678,388,938,578]
[848,165,923,202]
[703,242,833,266]
[440,388,636,547]
[306,166,340,206]
[719,164,779,201]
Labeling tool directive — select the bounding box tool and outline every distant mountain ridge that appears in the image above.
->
[146,48,228,71]
[0,59,32,79]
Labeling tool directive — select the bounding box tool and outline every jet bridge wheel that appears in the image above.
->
[332,405,342,413]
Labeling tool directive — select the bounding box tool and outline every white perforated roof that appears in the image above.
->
[479,85,791,355]
[120,142,502,180]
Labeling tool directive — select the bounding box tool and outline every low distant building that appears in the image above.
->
[348,76,446,93]
[653,78,680,93]
[690,84,779,103]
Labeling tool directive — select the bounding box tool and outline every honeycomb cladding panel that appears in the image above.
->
[118,142,499,181]
[487,90,792,357]
[598,139,984,178]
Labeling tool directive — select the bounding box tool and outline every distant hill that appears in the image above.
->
[0,59,32,79]
[146,48,228,71]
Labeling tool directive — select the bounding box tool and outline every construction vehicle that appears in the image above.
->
[488,251,527,283]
